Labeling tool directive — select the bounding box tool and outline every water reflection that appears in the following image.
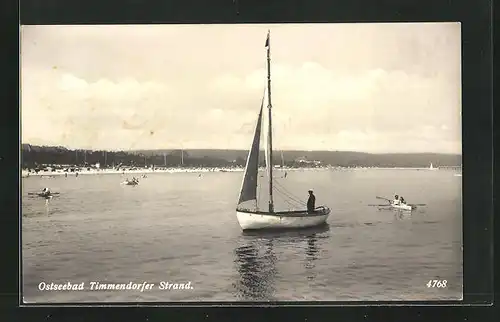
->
[233,224,329,300]
[304,234,319,280]
[233,239,277,300]
[394,210,413,220]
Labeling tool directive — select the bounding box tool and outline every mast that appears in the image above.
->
[266,30,274,213]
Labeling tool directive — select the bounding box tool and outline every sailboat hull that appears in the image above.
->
[236,207,330,230]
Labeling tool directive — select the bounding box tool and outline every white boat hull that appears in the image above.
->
[390,203,414,211]
[121,181,138,185]
[236,207,330,230]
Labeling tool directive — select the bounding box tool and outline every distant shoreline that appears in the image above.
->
[21,166,461,178]
[21,144,462,170]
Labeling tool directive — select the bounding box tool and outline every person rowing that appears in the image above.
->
[392,194,400,206]
[40,188,51,198]
[400,196,406,204]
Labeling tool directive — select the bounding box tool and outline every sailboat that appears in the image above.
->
[280,151,287,178]
[429,162,438,170]
[235,31,331,231]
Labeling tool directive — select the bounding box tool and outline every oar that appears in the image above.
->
[368,204,391,207]
[409,203,426,206]
[376,196,391,202]
[28,192,60,195]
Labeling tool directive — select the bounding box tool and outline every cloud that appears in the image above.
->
[21,71,173,149]
[206,61,460,151]
[21,62,461,152]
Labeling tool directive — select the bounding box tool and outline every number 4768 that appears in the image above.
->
[427,280,447,288]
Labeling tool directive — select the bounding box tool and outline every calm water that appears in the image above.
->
[21,169,463,303]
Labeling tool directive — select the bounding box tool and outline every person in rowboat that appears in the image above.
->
[392,194,400,206]
[41,188,51,197]
[307,189,316,213]
[400,196,406,204]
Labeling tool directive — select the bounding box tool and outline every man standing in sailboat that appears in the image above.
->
[307,189,316,213]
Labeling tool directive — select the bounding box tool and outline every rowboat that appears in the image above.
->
[28,192,59,198]
[374,196,421,212]
[235,31,330,231]
[390,202,415,211]
[121,180,139,185]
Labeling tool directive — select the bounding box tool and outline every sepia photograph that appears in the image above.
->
[21,23,462,303]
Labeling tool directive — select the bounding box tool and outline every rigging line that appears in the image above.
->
[274,187,304,207]
[283,198,303,210]
[282,198,299,211]
[276,183,305,204]
[271,183,295,203]
[274,190,301,211]
[276,184,304,205]
[274,188,302,208]
[274,181,302,201]
[273,180,306,204]
[273,184,305,207]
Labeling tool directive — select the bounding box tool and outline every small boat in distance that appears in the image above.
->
[28,188,60,199]
[429,162,438,170]
[235,31,330,231]
[374,196,420,211]
[121,178,139,185]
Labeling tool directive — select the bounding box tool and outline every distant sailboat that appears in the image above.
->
[280,151,287,178]
[429,162,438,170]
[235,31,330,231]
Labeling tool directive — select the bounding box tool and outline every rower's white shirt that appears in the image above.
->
[393,199,400,205]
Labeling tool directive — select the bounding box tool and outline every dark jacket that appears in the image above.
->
[307,194,316,212]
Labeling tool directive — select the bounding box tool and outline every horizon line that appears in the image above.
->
[20,143,462,155]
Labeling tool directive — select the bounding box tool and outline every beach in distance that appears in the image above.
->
[21,165,460,177]
[22,168,462,303]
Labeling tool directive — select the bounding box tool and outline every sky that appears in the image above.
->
[21,23,462,153]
